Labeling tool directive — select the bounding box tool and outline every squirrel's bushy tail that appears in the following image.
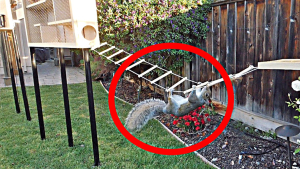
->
[125,99,166,132]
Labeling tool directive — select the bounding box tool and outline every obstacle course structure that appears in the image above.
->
[0,0,101,166]
[22,0,100,48]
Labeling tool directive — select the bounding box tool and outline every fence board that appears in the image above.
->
[204,9,213,83]
[220,5,228,104]
[273,0,292,123]
[252,0,264,114]
[236,1,246,107]
[212,6,221,101]
[244,0,256,111]
[260,0,278,117]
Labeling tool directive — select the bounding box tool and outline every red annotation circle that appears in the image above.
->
[108,43,234,155]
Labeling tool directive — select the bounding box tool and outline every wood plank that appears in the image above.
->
[236,1,246,108]
[204,10,213,83]
[259,0,278,118]
[292,0,300,109]
[244,0,256,112]
[286,0,299,125]
[220,4,228,104]
[273,0,292,123]
[226,3,236,104]
[212,6,221,101]
[252,0,265,114]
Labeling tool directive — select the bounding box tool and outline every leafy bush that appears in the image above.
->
[97,0,211,75]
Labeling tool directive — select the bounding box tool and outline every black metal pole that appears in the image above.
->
[58,48,74,147]
[287,137,292,169]
[30,47,46,140]
[83,49,100,166]
[2,32,20,113]
[12,31,31,121]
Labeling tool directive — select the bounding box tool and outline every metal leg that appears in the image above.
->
[83,49,100,166]
[287,137,292,169]
[58,48,74,147]
[12,31,31,121]
[2,32,20,113]
[30,47,46,140]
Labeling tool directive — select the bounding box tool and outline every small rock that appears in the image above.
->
[261,157,264,161]
[283,161,286,165]
[12,163,14,165]
[231,161,234,165]
[222,144,227,149]
[211,158,218,162]
[272,159,276,165]
[294,162,297,166]
[278,160,282,163]
[81,144,85,147]
[245,127,249,130]
[255,129,258,132]
[256,161,260,165]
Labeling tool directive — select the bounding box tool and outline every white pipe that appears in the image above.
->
[138,65,158,78]
[115,55,131,64]
[107,50,124,59]
[126,59,145,70]
[150,71,172,84]
[166,77,187,92]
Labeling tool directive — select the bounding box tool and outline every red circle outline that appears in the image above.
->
[108,43,234,155]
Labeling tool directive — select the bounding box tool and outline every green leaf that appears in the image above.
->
[294,116,299,119]
[295,148,300,154]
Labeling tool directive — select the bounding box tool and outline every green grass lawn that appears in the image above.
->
[0,82,212,169]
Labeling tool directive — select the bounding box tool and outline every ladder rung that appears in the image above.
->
[91,42,107,50]
[115,55,131,64]
[166,77,187,92]
[183,82,209,94]
[107,50,124,59]
[150,71,172,84]
[99,46,115,55]
[99,42,108,47]
[138,65,158,78]
[126,59,145,70]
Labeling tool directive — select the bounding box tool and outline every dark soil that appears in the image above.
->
[101,78,300,169]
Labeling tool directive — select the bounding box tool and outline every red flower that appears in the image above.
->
[192,117,198,122]
[171,114,174,117]
[183,115,189,121]
[197,107,202,111]
[192,112,198,116]
[205,113,209,117]
[173,120,179,125]
[195,122,200,126]
[201,119,205,124]
[202,105,205,108]
[175,116,178,118]
[207,118,211,122]
[179,117,182,120]
[173,129,178,133]
[196,126,201,131]
[185,122,190,126]
[188,115,192,121]
[199,115,203,118]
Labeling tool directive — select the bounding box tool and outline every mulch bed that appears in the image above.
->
[101,78,300,169]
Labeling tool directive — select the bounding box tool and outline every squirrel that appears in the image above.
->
[125,85,212,132]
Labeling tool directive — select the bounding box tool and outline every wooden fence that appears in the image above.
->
[181,0,300,124]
